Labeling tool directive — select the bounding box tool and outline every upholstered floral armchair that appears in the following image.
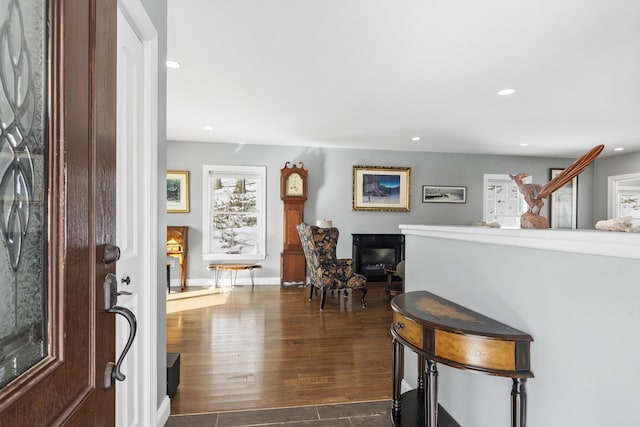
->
[296,223,367,310]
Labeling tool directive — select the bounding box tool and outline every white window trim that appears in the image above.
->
[608,172,640,223]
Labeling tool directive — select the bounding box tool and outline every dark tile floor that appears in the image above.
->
[165,400,392,427]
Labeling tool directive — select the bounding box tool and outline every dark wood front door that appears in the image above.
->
[0,0,117,425]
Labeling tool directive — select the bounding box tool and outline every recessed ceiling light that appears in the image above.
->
[614,147,625,151]
[411,136,421,142]
[519,142,529,147]
[498,88,516,96]
[204,125,213,131]
[166,60,181,69]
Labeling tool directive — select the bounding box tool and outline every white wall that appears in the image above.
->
[166,140,597,285]
[403,230,640,427]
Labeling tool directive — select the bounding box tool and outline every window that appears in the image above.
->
[483,174,529,229]
[202,165,266,261]
[608,173,640,224]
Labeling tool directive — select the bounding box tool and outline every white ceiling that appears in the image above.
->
[166,0,640,158]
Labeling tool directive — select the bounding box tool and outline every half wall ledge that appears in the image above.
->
[398,225,640,260]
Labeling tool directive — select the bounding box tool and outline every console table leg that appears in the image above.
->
[392,337,404,419]
[417,355,426,394]
[426,360,438,427]
[511,378,527,427]
[166,264,170,293]
[181,255,187,290]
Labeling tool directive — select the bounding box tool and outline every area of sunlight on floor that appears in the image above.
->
[166,286,232,314]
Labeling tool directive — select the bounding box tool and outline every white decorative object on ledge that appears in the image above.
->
[595,217,640,233]
[316,219,333,228]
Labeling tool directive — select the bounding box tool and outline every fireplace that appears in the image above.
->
[352,234,405,281]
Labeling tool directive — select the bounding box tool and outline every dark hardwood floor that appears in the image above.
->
[166,282,395,415]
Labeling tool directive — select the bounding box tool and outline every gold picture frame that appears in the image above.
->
[353,166,411,211]
[167,170,190,213]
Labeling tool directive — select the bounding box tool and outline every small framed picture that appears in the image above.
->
[422,185,467,203]
[167,170,190,212]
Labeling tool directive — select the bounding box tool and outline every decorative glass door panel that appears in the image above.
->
[0,0,48,389]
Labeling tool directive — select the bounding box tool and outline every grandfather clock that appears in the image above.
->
[280,162,308,284]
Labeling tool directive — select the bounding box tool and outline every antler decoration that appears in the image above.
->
[510,144,604,229]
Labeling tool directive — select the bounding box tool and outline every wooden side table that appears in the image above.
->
[207,263,262,287]
[390,291,533,427]
[384,265,404,296]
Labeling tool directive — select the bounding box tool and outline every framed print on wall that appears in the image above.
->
[352,166,410,212]
[422,185,467,203]
[549,168,577,229]
[167,170,190,213]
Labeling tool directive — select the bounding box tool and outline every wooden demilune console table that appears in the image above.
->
[391,291,533,427]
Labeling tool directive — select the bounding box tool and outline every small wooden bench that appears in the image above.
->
[207,263,262,287]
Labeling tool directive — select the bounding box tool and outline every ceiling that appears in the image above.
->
[166,0,640,158]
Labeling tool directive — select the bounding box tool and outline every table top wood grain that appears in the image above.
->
[391,291,532,341]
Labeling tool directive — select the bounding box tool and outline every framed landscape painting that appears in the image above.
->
[166,170,190,212]
[353,166,410,211]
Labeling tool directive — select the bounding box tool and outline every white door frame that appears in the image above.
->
[116,0,162,425]
[608,172,640,220]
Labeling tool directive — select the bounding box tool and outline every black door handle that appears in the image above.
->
[104,305,137,386]
[103,273,137,389]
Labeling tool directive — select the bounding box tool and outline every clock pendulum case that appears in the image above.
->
[280,162,308,284]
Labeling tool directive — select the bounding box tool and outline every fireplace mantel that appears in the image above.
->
[399,224,639,260]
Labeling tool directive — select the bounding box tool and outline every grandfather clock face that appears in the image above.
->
[286,173,304,196]
[281,166,307,200]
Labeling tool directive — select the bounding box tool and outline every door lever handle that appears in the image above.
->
[103,273,132,310]
[104,305,137,387]
[103,273,137,389]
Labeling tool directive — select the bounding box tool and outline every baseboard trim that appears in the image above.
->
[169,276,282,289]
[157,395,171,426]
